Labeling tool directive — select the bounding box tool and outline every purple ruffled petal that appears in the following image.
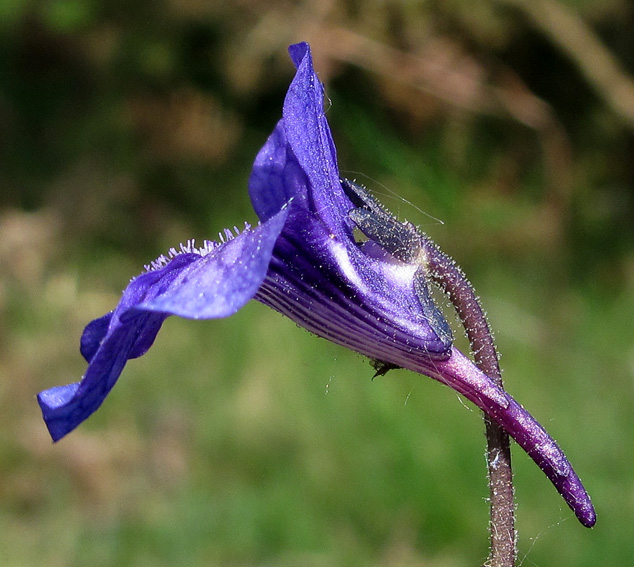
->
[286,44,353,233]
[250,43,350,232]
[139,210,288,318]
[38,212,287,441]
[38,309,169,441]
[80,313,112,362]
[249,122,310,221]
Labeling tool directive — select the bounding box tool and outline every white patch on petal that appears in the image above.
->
[330,238,369,295]
[380,260,418,287]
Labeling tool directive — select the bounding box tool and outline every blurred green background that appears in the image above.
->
[1,1,633,566]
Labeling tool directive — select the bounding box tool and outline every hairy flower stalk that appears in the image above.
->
[425,240,515,565]
[37,42,595,537]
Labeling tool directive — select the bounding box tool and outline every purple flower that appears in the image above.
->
[38,42,595,528]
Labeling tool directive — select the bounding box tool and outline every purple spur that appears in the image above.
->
[38,42,595,528]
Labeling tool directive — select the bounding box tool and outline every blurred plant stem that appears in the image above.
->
[501,0,634,130]
[426,241,515,567]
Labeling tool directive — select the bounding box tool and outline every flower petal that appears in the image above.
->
[249,121,310,221]
[139,209,288,318]
[80,313,112,362]
[285,44,351,230]
[38,309,169,442]
[38,210,288,441]
[249,43,350,230]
